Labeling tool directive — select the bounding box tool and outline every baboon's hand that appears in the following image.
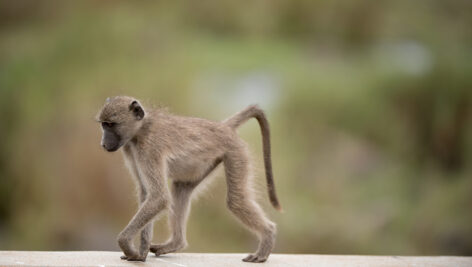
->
[120,254,146,262]
[138,249,149,260]
[150,241,186,256]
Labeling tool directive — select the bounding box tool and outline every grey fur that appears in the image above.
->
[97,96,281,263]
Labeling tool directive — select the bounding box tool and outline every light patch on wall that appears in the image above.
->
[191,71,281,116]
[373,40,433,76]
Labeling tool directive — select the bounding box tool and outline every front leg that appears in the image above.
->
[121,203,154,260]
[122,223,152,260]
[121,148,153,260]
[117,155,170,262]
[118,196,168,261]
[139,222,153,257]
[138,182,154,258]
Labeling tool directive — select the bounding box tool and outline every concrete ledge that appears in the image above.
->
[0,251,471,267]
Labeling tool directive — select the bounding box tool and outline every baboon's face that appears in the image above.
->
[97,96,145,152]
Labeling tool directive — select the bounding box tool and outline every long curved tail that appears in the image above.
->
[223,105,282,211]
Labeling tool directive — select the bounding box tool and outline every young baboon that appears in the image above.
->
[97,96,281,263]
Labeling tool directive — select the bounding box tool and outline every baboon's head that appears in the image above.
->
[97,96,145,152]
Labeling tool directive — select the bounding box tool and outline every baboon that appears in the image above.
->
[97,96,281,263]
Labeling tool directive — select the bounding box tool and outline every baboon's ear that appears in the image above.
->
[129,100,145,120]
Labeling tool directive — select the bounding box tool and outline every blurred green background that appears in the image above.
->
[1,0,471,255]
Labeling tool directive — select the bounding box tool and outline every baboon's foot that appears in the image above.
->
[150,241,186,256]
[243,225,275,263]
[242,254,268,263]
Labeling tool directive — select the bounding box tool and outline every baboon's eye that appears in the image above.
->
[102,122,116,128]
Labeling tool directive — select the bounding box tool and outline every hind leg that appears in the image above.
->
[224,148,276,263]
[150,181,196,256]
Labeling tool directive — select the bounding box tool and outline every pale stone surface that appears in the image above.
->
[0,251,471,267]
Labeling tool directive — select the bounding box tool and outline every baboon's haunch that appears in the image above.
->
[97,96,281,263]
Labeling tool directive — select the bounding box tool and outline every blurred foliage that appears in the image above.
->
[0,0,471,255]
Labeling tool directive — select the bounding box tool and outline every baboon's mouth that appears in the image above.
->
[105,146,119,152]
[102,143,121,152]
